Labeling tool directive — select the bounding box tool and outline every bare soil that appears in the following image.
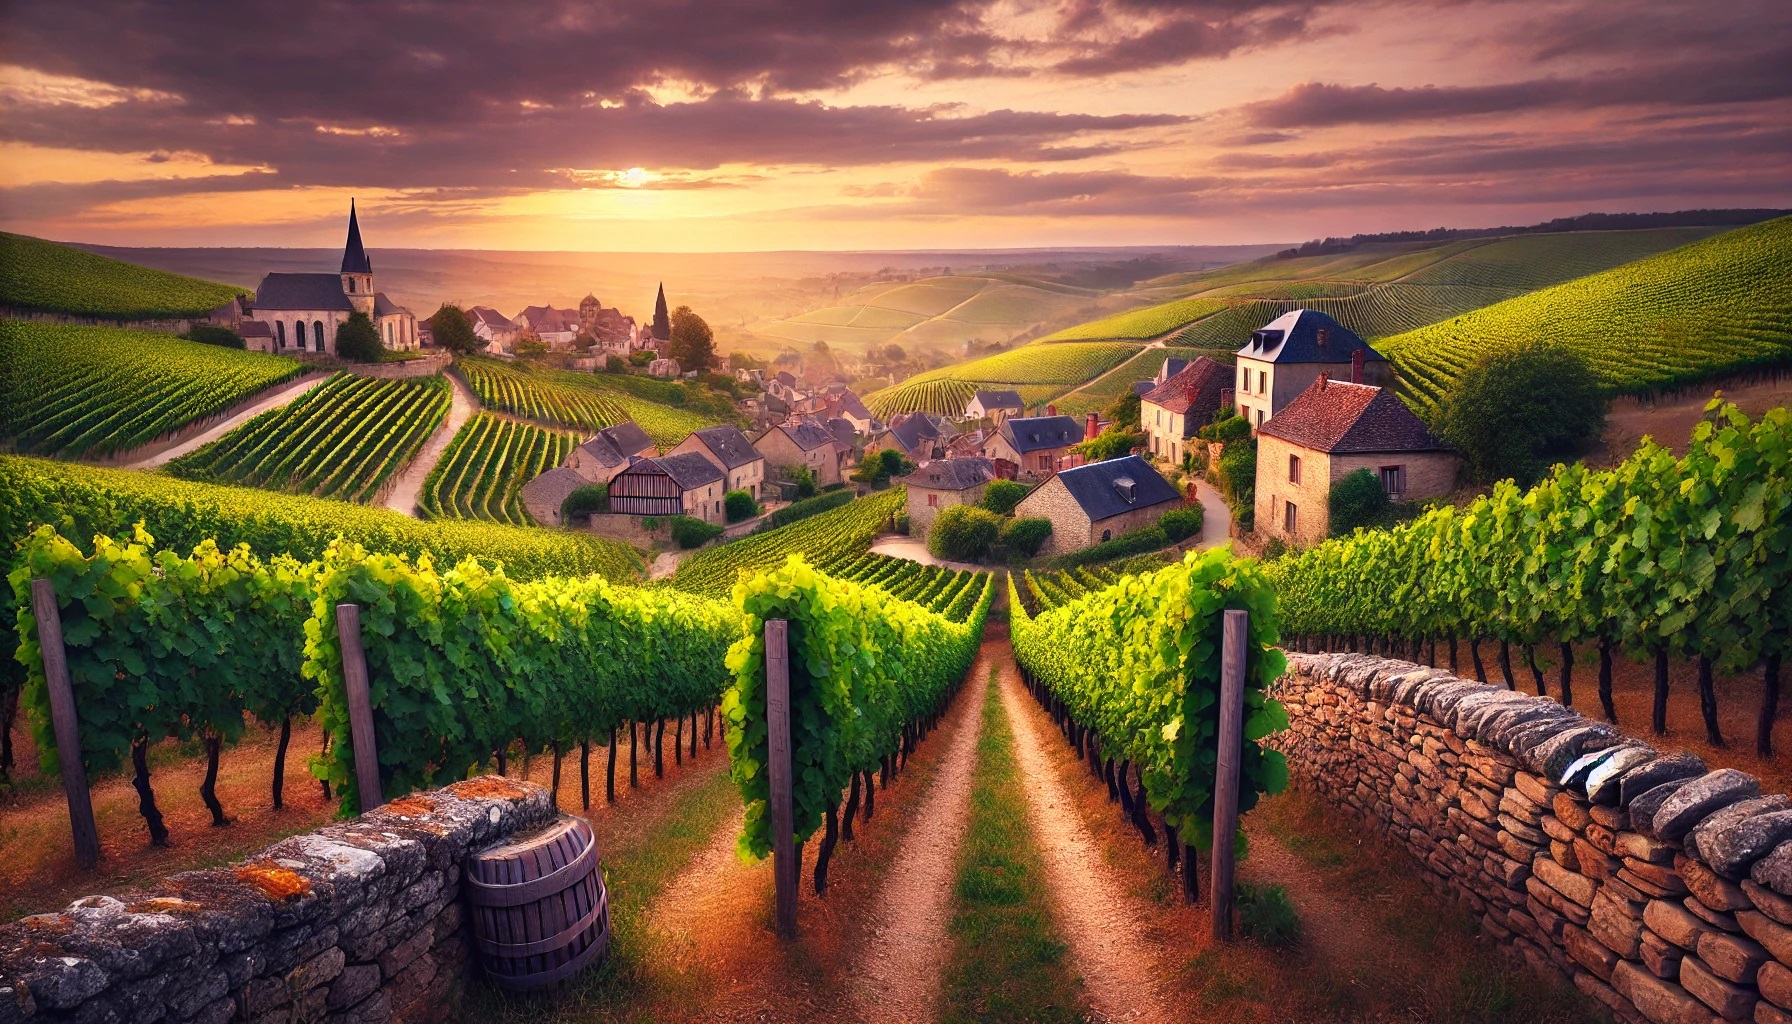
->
[1596,374,1792,466]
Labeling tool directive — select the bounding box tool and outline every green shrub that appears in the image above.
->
[760,488,854,531]
[1000,517,1053,557]
[1438,342,1606,486]
[628,350,652,366]
[789,464,817,499]
[1076,428,1146,462]
[1198,412,1250,445]
[928,505,1003,562]
[334,311,383,362]
[605,354,628,373]
[1328,467,1390,536]
[851,448,914,487]
[980,478,1029,516]
[562,483,607,521]
[724,489,759,523]
[1236,882,1301,947]
[1262,536,1287,560]
[1159,506,1203,542]
[183,325,244,349]
[670,515,723,549]
[1050,525,1171,569]
[1217,439,1256,506]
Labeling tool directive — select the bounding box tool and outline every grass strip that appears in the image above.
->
[940,669,1090,1024]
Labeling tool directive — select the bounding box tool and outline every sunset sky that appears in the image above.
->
[1,0,1787,251]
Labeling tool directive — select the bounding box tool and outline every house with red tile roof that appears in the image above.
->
[1253,377,1456,547]
[1140,355,1232,467]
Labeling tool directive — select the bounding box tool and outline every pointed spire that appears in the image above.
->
[651,282,671,341]
[340,198,372,275]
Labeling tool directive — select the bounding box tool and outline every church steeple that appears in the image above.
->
[341,198,373,275]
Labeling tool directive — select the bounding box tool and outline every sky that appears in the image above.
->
[1,0,1788,251]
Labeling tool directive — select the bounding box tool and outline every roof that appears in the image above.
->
[519,305,580,332]
[1236,309,1387,365]
[824,417,856,449]
[520,467,587,507]
[575,420,654,467]
[1258,378,1451,454]
[1156,358,1189,383]
[340,200,372,275]
[971,389,1023,411]
[999,415,1085,455]
[1141,356,1231,424]
[372,292,407,317]
[1132,380,1155,397]
[469,306,514,328]
[689,425,762,469]
[1046,454,1180,523]
[779,421,840,452]
[650,452,726,489]
[238,320,272,338]
[899,457,995,491]
[254,273,352,311]
[834,390,873,420]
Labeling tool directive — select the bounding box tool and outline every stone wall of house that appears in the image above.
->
[1275,652,1792,1024]
[1253,434,1334,547]
[1328,449,1458,506]
[0,777,556,1024]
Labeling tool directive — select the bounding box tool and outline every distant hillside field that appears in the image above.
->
[755,274,1105,356]
[0,322,302,459]
[1051,346,1229,417]
[1382,216,1792,413]
[0,232,245,320]
[866,342,1139,417]
[456,356,715,447]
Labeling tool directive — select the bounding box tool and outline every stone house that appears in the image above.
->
[609,452,728,524]
[513,305,582,349]
[1141,356,1232,467]
[1013,454,1180,556]
[468,307,518,351]
[829,389,878,435]
[965,389,1024,423]
[984,414,1086,483]
[238,319,275,353]
[666,425,765,498]
[1232,309,1391,432]
[754,421,847,486]
[867,412,952,464]
[248,201,419,356]
[1254,377,1457,548]
[899,457,996,535]
[563,420,656,485]
[518,467,589,526]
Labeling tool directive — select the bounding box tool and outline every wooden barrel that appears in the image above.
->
[465,814,610,991]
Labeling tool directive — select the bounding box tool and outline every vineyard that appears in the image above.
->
[420,413,581,526]
[671,490,903,599]
[1036,297,1229,342]
[165,373,449,503]
[1263,401,1791,754]
[1379,216,1792,412]
[867,342,1138,417]
[0,322,302,459]
[1051,346,1229,416]
[808,549,991,622]
[456,357,714,447]
[0,232,245,320]
[754,274,1097,356]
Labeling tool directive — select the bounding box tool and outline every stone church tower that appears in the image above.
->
[340,199,376,315]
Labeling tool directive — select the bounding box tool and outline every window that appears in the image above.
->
[275,321,285,348]
[385,322,393,344]
[1238,367,1247,390]
[1037,454,1051,470]
[927,493,938,507]
[313,320,325,351]
[1156,409,1163,426]
[347,278,356,293]
[1284,500,1298,533]
[1258,370,1267,394]
[1288,454,1301,484]
[1380,465,1407,498]
[1255,408,1264,428]
[1101,529,1112,542]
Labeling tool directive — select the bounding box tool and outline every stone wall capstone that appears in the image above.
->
[0,777,556,1024]
[1275,652,1792,1024]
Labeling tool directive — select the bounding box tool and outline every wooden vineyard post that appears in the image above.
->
[765,618,797,940]
[1211,608,1248,942]
[31,579,100,869]
[335,603,384,810]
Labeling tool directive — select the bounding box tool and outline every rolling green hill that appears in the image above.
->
[0,232,245,320]
[755,274,1106,356]
[866,342,1141,417]
[1381,216,1792,413]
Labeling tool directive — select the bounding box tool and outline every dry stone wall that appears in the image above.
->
[1276,653,1792,1024]
[0,777,555,1024]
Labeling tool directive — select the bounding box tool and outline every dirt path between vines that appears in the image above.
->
[126,372,329,468]
[995,651,1177,1024]
[383,370,478,515]
[847,644,992,1023]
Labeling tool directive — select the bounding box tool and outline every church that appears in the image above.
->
[245,201,418,355]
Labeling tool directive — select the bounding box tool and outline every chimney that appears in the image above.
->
[1086,412,1099,439]
[1318,372,1329,390]
[1047,403,1057,417]
[1316,327,1330,348]
[1351,348,1365,385]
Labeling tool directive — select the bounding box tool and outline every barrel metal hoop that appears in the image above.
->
[466,836,597,907]
[473,889,608,960]
[484,915,611,991]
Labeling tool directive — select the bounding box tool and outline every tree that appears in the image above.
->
[1437,342,1606,486]
[981,479,1029,516]
[1105,390,1141,431]
[334,311,383,362]
[1000,517,1053,557]
[850,448,914,487]
[789,464,817,499]
[668,305,715,373]
[882,344,907,365]
[428,304,481,355]
[1077,428,1146,462]
[1328,468,1390,536]
[928,505,1003,562]
[572,333,596,353]
[605,354,628,373]
[724,489,760,523]
[652,283,671,341]
[514,337,549,358]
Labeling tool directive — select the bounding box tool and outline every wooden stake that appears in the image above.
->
[1211,608,1248,942]
[32,578,100,869]
[765,618,797,940]
[335,603,383,810]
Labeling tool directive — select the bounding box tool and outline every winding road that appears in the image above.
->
[382,371,478,515]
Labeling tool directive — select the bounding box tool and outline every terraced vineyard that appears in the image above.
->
[456,357,713,446]
[420,413,581,526]
[1037,297,1229,342]
[672,489,903,598]
[1380,216,1792,413]
[1,232,244,319]
[0,322,302,458]
[811,549,991,622]
[166,373,449,503]
[1052,346,1227,416]
[868,342,1137,417]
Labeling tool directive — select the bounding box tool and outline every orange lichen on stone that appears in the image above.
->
[23,916,72,934]
[384,795,436,817]
[128,897,205,916]
[447,776,529,801]
[234,863,312,901]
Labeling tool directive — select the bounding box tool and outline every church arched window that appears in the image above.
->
[385,322,392,344]
[314,320,325,351]
[347,277,356,293]
[275,321,285,348]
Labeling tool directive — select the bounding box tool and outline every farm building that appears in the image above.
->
[867,412,953,463]
[518,467,589,527]
[984,414,1085,483]
[238,320,275,353]
[1232,309,1390,432]
[667,425,766,497]
[754,420,849,486]
[1254,377,1457,548]
[563,420,656,485]
[965,389,1024,422]
[513,305,582,348]
[246,201,419,356]
[609,452,728,523]
[1014,454,1180,556]
[1141,356,1232,467]
[899,457,997,535]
